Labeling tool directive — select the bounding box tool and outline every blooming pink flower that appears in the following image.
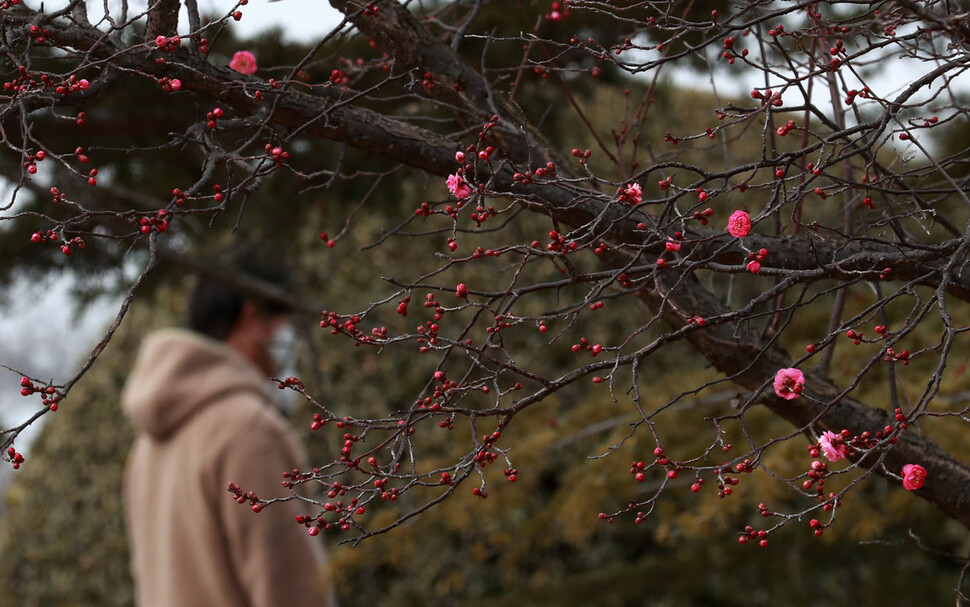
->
[902,463,927,491]
[229,50,258,75]
[818,430,847,462]
[446,173,471,199]
[727,210,751,238]
[621,183,642,205]
[773,367,805,400]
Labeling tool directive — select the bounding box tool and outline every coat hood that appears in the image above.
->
[121,328,273,439]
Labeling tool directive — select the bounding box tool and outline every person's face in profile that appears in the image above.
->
[231,302,294,376]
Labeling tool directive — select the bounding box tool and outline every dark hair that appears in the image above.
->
[187,256,295,341]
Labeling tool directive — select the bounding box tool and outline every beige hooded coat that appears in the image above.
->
[122,329,335,607]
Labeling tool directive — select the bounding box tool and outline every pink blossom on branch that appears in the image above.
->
[446,173,472,199]
[727,210,751,238]
[229,50,258,74]
[772,367,805,400]
[902,464,927,491]
[619,182,642,205]
[818,430,848,462]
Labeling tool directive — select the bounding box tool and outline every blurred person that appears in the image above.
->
[122,260,335,607]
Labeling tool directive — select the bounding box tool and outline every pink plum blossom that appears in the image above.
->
[229,50,258,75]
[727,210,751,238]
[818,430,847,462]
[446,173,471,199]
[773,367,805,400]
[620,182,642,205]
[902,463,927,491]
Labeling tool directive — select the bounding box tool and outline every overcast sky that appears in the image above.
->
[0,274,118,450]
[197,0,343,41]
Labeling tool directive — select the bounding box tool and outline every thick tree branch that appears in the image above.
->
[646,270,970,529]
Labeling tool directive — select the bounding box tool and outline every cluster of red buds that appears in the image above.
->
[158,76,181,93]
[776,120,796,136]
[19,377,62,410]
[59,236,86,257]
[27,24,51,43]
[276,376,304,391]
[750,88,783,107]
[139,210,169,234]
[720,36,749,64]
[154,34,182,52]
[6,447,24,470]
[546,1,571,21]
[22,149,46,174]
[545,229,577,253]
[29,229,58,243]
[570,147,592,163]
[54,74,91,96]
[207,107,224,130]
[747,248,769,273]
[329,69,349,86]
[692,207,714,225]
[534,161,556,178]
[266,144,290,166]
[844,86,873,105]
[172,188,189,206]
[227,482,261,511]
[571,337,603,357]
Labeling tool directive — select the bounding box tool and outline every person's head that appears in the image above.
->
[187,257,297,376]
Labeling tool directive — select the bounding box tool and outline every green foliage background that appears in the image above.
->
[0,309,145,607]
[2,292,967,606]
